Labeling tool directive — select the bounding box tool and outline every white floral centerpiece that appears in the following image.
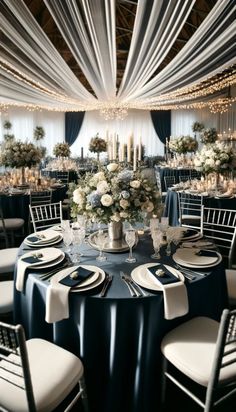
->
[0,140,43,168]
[194,142,236,175]
[192,122,205,133]
[71,163,162,225]
[200,128,217,144]
[89,134,107,160]
[169,135,198,154]
[53,142,71,157]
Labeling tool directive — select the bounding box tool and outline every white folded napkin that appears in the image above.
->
[148,265,189,320]
[45,279,70,323]
[16,248,62,292]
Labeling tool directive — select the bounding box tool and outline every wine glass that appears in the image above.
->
[63,228,73,254]
[125,228,136,263]
[61,220,70,232]
[151,228,162,259]
[96,229,108,261]
[71,227,85,263]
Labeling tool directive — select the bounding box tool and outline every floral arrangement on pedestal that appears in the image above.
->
[169,135,198,154]
[194,142,236,174]
[192,121,205,133]
[89,134,107,160]
[3,120,14,142]
[70,163,162,224]
[53,142,71,158]
[33,126,45,141]
[0,140,43,168]
[200,127,217,144]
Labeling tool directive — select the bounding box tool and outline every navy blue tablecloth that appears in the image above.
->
[164,190,236,226]
[14,235,228,412]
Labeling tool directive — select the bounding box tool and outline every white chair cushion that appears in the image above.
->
[0,338,84,412]
[226,269,236,304]
[161,316,236,387]
[0,280,14,313]
[0,218,24,230]
[0,248,18,273]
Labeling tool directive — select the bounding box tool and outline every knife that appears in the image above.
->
[99,275,113,297]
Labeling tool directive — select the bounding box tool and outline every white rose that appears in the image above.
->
[101,194,113,207]
[107,163,118,172]
[120,198,129,209]
[141,201,154,213]
[94,171,105,181]
[97,180,109,194]
[73,189,84,205]
[111,213,121,222]
[130,180,141,189]
[120,211,129,218]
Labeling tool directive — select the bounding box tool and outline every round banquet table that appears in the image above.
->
[42,169,78,183]
[0,186,67,223]
[164,189,236,226]
[14,234,228,412]
[155,166,201,192]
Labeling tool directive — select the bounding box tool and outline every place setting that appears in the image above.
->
[16,247,65,292]
[23,229,63,248]
[173,247,222,269]
[45,264,106,323]
[130,262,188,320]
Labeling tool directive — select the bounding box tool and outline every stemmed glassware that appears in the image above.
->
[150,228,162,259]
[71,227,86,263]
[125,228,136,263]
[62,228,73,255]
[96,229,108,261]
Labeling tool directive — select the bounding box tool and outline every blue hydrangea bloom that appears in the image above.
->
[117,170,133,182]
[87,191,101,207]
[121,190,130,199]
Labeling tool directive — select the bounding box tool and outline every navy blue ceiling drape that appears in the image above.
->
[65,111,85,146]
[150,110,171,144]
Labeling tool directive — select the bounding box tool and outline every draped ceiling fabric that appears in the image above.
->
[0,0,235,113]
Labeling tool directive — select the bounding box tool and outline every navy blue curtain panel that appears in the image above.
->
[65,111,85,146]
[150,110,171,144]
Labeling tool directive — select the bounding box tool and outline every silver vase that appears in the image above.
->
[108,221,123,241]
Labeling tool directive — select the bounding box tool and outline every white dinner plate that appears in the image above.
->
[19,247,64,268]
[181,240,215,249]
[180,229,202,241]
[24,234,63,247]
[131,263,184,291]
[51,264,106,292]
[25,230,62,245]
[173,250,222,269]
[174,248,220,266]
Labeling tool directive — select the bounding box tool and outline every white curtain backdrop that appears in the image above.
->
[70,109,164,159]
[0,108,65,156]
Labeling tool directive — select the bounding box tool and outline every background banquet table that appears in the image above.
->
[155,166,201,191]
[0,186,67,225]
[41,169,79,183]
[164,189,236,226]
[14,234,228,412]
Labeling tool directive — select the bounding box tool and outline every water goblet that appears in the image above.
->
[96,229,108,262]
[71,227,85,263]
[61,219,70,232]
[125,229,136,263]
[151,228,162,259]
[63,228,73,254]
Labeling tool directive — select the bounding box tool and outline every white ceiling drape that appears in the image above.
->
[0,0,235,111]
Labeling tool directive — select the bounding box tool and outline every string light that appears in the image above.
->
[209,97,236,114]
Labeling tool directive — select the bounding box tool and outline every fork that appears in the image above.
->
[39,261,70,281]
[120,271,137,297]
[99,275,113,297]
[174,263,207,277]
[122,274,147,297]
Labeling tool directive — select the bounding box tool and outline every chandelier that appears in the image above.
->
[99,106,128,121]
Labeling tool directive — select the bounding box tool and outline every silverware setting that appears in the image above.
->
[99,275,113,297]
[120,271,145,297]
[174,263,207,279]
[39,261,71,281]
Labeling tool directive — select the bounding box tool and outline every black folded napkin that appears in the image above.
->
[21,255,43,264]
[59,267,95,287]
[182,229,197,238]
[148,264,179,285]
[195,250,218,258]
[27,235,45,243]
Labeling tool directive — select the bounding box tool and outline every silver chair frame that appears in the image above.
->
[164,175,176,191]
[0,322,89,412]
[29,201,63,232]
[161,309,236,412]
[200,206,236,268]
[178,191,203,229]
